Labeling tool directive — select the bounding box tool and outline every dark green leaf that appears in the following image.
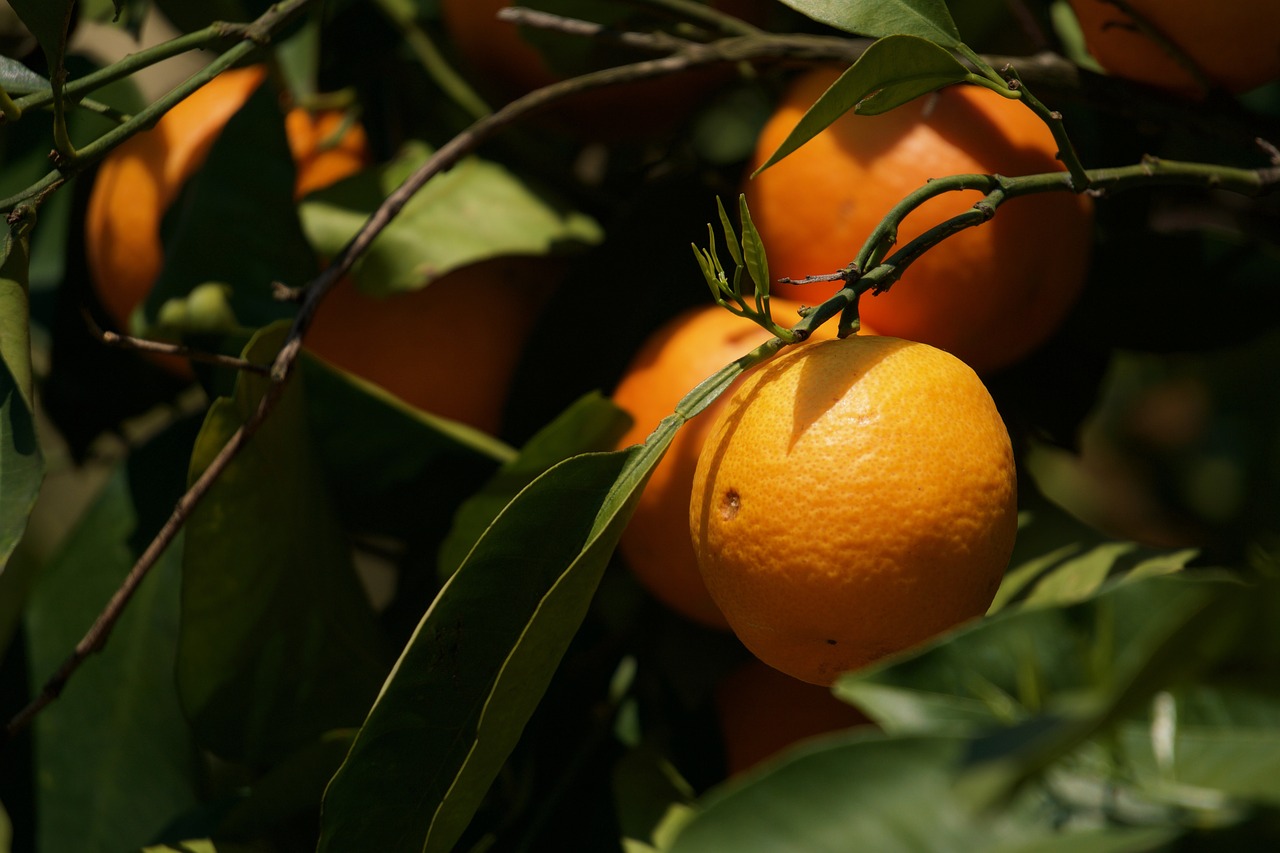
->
[776,0,961,45]
[298,141,602,297]
[6,0,72,71]
[315,333,766,850]
[437,391,631,579]
[216,730,357,839]
[669,732,1178,852]
[752,36,968,176]
[300,343,512,541]
[144,81,313,336]
[0,212,43,579]
[24,430,202,852]
[316,449,645,853]
[178,326,390,766]
[613,746,698,851]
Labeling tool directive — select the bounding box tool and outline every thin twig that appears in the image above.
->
[96,329,271,376]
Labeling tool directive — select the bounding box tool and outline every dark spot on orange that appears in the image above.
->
[721,488,741,520]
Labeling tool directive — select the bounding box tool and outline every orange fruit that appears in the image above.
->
[613,300,839,628]
[85,65,370,371]
[1068,0,1280,97]
[715,658,872,776]
[440,0,768,138]
[689,335,1017,685]
[744,67,1094,374]
[305,257,560,434]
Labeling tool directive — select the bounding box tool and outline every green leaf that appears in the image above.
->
[316,326,766,851]
[0,211,43,579]
[737,195,770,300]
[142,842,218,853]
[835,574,1245,740]
[317,449,646,852]
[0,55,49,95]
[298,140,603,297]
[24,421,202,853]
[992,486,1194,614]
[1020,543,1193,609]
[752,36,968,176]
[669,732,1179,852]
[6,0,73,71]
[216,729,357,839]
[178,325,390,765]
[614,746,698,852]
[437,391,632,579]
[777,0,961,45]
[300,342,512,541]
[144,81,313,336]
[1119,715,1280,807]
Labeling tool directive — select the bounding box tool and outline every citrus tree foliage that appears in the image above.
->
[3,0,1280,851]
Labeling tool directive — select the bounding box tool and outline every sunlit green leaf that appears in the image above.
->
[752,36,968,176]
[776,0,961,45]
[993,486,1195,614]
[737,195,770,299]
[836,574,1245,742]
[179,326,390,765]
[669,732,1178,852]
[298,140,602,297]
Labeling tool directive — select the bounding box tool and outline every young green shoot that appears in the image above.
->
[692,195,797,343]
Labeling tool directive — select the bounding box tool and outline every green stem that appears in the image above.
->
[50,67,77,164]
[855,174,1001,273]
[0,0,317,214]
[0,83,20,122]
[369,0,491,122]
[826,155,1279,327]
[1005,67,1091,191]
[12,26,227,115]
[956,43,1008,89]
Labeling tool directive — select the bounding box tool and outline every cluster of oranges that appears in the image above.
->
[84,1,1279,775]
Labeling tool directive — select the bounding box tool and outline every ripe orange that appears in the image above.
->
[744,67,1094,374]
[612,300,839,628]
[85,65,370,371]
[440,0,768,138]
[305,257,560,434]
[689,335,1017,686]
[1069,0,1280,97]
[715,658,872,776]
